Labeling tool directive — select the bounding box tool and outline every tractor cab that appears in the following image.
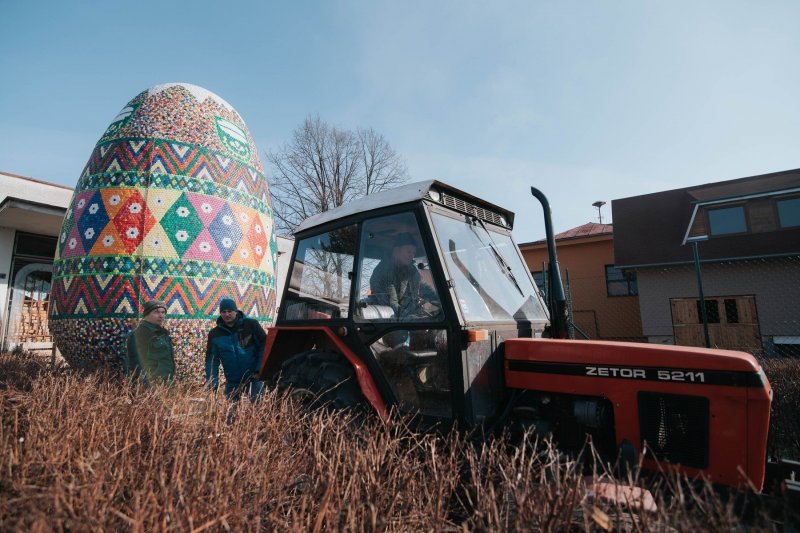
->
[260,180,550,425]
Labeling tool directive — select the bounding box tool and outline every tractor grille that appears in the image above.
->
[430,191,509,228]
[638,392,709,469]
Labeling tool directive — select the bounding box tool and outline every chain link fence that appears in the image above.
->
[547,255,800,358]
[5,253,798,359]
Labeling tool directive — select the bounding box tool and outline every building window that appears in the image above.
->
[777,197,800,228]
[696,299,720,323]
[5,233,58,351]
[707,206,747,236]
[15,232,57,258]
[605,265,638,297]
[531,270,547,297]
[723,299,739,324]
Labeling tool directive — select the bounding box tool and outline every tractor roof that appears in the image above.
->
[295,179,515,235]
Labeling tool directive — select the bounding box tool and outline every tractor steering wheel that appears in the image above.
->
[409,299,441,320]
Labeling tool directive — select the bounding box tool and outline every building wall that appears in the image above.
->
[613,169,800,267]
[637,259,800,347]
[521,235,644,341]
[0,173,72,351]
[0,228,15,333]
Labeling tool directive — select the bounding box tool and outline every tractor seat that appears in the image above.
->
[358,303,395,320]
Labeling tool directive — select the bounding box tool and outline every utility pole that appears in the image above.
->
[686,235,711,348]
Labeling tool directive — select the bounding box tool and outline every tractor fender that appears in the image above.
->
[258,326,389,420]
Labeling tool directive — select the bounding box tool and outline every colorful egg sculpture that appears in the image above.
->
[50,83,277,381]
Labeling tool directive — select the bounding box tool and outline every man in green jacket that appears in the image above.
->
[125,299,176,386]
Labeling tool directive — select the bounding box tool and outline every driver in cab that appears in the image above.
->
[369,232,440,320]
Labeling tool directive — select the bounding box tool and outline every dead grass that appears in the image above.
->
[760,356,800,461]
[1,351,796,531]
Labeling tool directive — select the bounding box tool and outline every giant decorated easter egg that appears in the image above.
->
[50,83,277,381]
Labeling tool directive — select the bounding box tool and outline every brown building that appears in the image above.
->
[612,168,800,355]
[519,222,644,342]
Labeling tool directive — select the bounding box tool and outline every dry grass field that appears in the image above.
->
[1,351,798,531]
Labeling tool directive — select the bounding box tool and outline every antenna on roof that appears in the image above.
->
[592,201,606,224]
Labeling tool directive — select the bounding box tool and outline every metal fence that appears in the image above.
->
[554,255,800,357]
[4,254,799,359]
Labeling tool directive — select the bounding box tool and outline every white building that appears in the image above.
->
[0,171,72,352]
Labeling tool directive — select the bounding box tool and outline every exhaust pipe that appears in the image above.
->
[531,187,569,338]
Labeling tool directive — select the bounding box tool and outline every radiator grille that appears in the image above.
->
[638,392,709,469]
[430,191,508,228]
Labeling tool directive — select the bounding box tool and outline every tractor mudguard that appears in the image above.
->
[258,326,389,420]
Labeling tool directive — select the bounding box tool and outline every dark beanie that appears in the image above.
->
[393,233,417,248]
[142,300,166,316]
[219,298,237,312]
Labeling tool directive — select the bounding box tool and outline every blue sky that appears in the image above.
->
[2,1,800,242]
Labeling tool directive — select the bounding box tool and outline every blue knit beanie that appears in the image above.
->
[219,298,237,312]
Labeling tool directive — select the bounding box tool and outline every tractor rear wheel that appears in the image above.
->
[277,350,368,412]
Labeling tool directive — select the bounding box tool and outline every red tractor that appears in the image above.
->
[258,179,772,490]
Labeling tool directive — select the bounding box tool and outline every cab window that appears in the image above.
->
[354,212,442,322]
[282,224,357,320]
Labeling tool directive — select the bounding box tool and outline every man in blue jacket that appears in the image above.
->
[205,298,267,401]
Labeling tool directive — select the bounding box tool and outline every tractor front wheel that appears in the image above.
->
[277,350,368,413]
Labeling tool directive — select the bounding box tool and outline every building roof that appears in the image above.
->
[612,168,800,267]
[0,170,73,192]
[520,222,613,247]
[554,222,613,240]
[0,171,73,236]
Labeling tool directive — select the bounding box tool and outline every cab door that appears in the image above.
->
[352,211,453,418]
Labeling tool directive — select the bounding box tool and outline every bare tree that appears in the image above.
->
[267,116,409,235]
[358,127,408,195]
